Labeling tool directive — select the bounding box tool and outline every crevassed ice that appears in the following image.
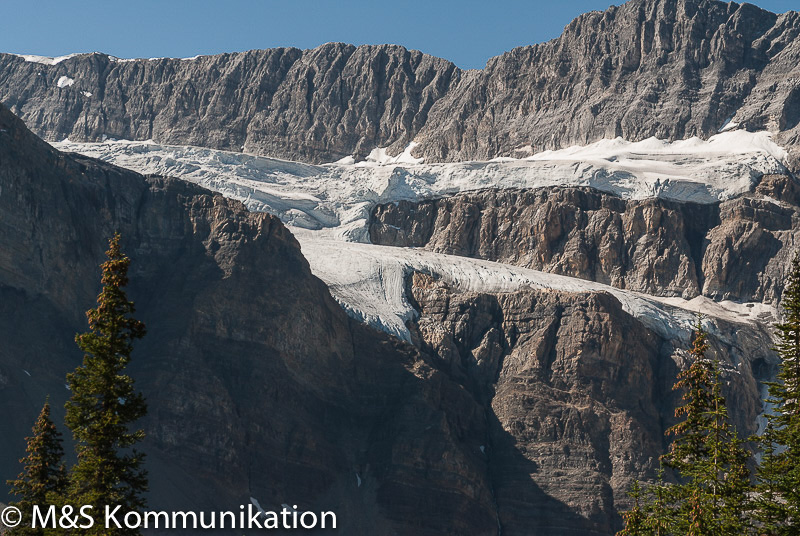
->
[51,133,784,341]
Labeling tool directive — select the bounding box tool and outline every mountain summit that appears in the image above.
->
[1,0,798,166]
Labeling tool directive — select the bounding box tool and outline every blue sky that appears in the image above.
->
[1,0,797,70]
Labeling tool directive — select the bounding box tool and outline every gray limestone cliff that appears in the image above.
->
[0,44,459,163]
[0,96,780,535]
[370,180,800,304]
[1,0,800,167]
[0,103,498,534]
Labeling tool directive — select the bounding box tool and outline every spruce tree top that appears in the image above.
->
[65,233,148,521]
[6,401,67,506]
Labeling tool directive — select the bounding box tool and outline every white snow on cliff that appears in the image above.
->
[54,131,787,243]
[294,233,776,342]
[11,53,81,65]
[51,133,785,341]
[56,75,74,88]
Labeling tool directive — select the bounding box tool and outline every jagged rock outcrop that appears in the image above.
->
[415,0,800,166]
[370,182,800,303]
[1,0,799,166]
[0,44,459,163]
[0,102,784,534]
[0,103,500,535]
[405,271,774,535]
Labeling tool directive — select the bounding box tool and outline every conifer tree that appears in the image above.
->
[644,467,673,536]
[64,233,147,535]
[6,401,68,536]
[661,322,715,534]
[661,320,753,534]
[757,252,800,533]
[616,468,673,536]
[618,480,648,536]
[706,364,752,535]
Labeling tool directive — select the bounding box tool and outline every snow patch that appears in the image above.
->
[718,117,740,133]
[57,76,74,88]
[334,155,355,165]
[651,295,777,326]
[359,142,423,166]
[81,91,92,98]
[294,235,723,343]
[13,53,80,65]
[50,135,785,345]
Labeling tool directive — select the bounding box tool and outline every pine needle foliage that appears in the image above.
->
[618,480,648,536]
[662,322,753,534]
[618,320,754,535]
[6,401,68,536]
[64,233,147,535]
[757,252,800,534]
[615,468,674,536]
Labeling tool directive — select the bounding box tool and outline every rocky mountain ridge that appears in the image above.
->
[1,0,799,167]
[0,98,781,534]
[0,102,497,534]
[1,0,797,532]
[369,178,800,304]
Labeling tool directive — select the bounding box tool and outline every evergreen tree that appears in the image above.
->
[617,467,676,536]
[6,401,68,536]
[64,233,147,535]
[618,480,648,536]
[644,467,674,536]
[706,364,752,535]
[661,320,753,534]
[757,252,800,533]
[661,322,715,534]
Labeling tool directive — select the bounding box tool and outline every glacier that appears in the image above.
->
[52,132,786,343]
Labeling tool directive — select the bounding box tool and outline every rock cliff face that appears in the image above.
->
[370,181,800,304]
[405,271,774,535]
[415,0,800,166]
[0,103,499,534]
[0,44,459,163]
[1,0,796,532]
[1,0,800,166]
[0,103,784,534]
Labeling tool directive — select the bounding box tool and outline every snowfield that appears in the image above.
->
[295,234,776,342]
[52,133,785,343]
[55,131,787,242]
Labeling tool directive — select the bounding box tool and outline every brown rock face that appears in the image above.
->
[370,184,800,304]
[1,0,800,166]
[406,272,774,535]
